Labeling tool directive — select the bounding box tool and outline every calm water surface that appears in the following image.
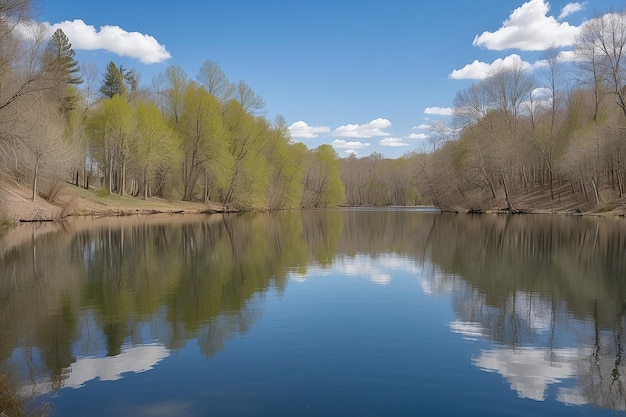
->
[1,209,626,416]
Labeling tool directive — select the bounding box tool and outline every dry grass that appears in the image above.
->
[0,180,228,226]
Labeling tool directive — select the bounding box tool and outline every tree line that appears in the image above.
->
[419,10,626,212]
[4,1,626,213]
[0,0,348,210]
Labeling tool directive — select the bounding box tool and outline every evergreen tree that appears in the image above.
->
[100,61,127,98]
[45,29,82,85]
[44,28,82,112]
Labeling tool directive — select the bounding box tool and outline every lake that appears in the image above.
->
[1,208,626,416]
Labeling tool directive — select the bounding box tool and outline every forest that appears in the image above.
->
[1,0,626,215]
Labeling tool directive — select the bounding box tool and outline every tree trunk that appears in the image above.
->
[32,156,40,202]
[591,178,600,207]
[501,171,513,212]
[549,167,554,200]
[120,156,126,196]
[108,151,113,194]
[204,170,208,204]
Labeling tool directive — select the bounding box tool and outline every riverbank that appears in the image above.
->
[0,179,230,227]
[445,180,626,217]
[1,178,626,230]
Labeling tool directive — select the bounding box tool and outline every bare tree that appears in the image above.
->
[530,47,569,199]
[196,60,234,104]
[578,11,626,120]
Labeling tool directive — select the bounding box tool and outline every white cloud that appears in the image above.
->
[450,54,532,80]
[288,121,331,138]
[407,133,428,140]
[333,254,420,286]
[23,344,170,395]
[33,19,171,64]
[473,347,587,401]
[531,87,552,99]
[557,50,580,62]
[332,118,391,138]
[380,137,409,147]
[558,2,586,20]
[473,0,580,51]
[449,320,486,340]
[424,106,454,116]
[331,139,370,149]
[415,124,431,130]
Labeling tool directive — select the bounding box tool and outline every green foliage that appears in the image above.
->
[100,61,127,98]
[178,84,227,201]
[44,28,82,113]
[132,99,182,197]
[302,144,346,208]
[45,29,82,85]
[99,61,137,100]
[264,119,307,208]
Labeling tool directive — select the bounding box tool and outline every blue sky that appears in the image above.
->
[32,0,626,158]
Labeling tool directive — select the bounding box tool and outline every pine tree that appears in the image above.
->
[99,62,139,100]
[44,28,83,112]
[46,28,82,85]
[100,61,127,98]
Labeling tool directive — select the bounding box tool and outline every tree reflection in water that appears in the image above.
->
[0,210,625,412]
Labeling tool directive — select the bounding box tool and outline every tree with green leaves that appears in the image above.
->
[178,84,227,201]
[302,144,345,208]
[131,99,181,199]
[87,95,134,194]
[221,100,269,207]
[264,116,306,208]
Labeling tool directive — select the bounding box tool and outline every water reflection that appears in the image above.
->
[24,344,170,395]
[420,214,626,410]
[1,210,625,414]
[473,347,587,402]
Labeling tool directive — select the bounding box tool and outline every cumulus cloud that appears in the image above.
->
[450,54,532,80]
[473,0,580,51]
[555,50,579,62]
[407,133,428,140]
[424,106,454,116]
[332,118,391,138]
[558,2,586,20]
[288,121,331,138]
[380,137,409,147]
[29,19,171,64]
[532,87,552,98]
[331,139,370,149]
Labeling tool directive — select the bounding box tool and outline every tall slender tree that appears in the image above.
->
[44,28,82,113]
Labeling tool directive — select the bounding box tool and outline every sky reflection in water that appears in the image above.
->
[0,210,624,416]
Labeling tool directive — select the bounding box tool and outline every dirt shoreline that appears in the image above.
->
[0,180,233,227]
[2,180,626,228]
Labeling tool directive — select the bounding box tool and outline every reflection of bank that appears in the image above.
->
[22,344,170,395]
